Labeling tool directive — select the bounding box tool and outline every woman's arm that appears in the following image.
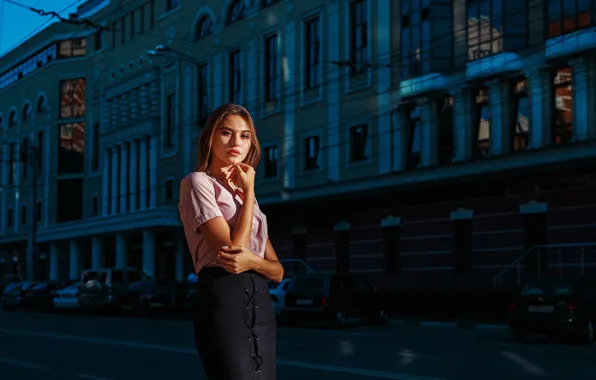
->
[217,239,285,282]
[251,239,284,282]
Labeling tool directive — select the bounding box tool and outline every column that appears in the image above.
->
[49,242,59,281]
[283,20,296,189]
[139,137,148,210]
[129,140,138,211]
[142,229,155,278]
[377,0,392,174]
[149,136,158,208]
[119,142,129,213]
[450,208,474,274]
[116,234,128,268]
[333,221,351,274]
[570,57,589,142]
[391,106,409,171]
[381,216,401,274]
[69,240,81,280]
[110,147,119,214]
[327,0,340,181]
[175,234,185,282]
[488,80,512,155]
[291,226,307,261]
[102,149,110,216]
[451,88,473,162]
[420,99,439,167]
[91,237,104,269]
[526,69,551,148]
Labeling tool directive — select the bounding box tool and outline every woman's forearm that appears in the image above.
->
[230,189,255,248]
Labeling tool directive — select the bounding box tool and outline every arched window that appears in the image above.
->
[37,95,47,113]
[228,0,246,24]
[195,16,213,40]
[8,109,17,126]
[22,103,31,122]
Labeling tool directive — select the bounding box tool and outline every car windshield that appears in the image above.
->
[4,283,23,291]
[65,282,80,291]
[522,281,576,296]
[81,271,108,283]
[291,277,326,291]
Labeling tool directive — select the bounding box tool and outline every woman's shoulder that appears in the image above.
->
[181,171,212,187]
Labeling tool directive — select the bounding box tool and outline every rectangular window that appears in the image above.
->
[547,0,593,38]
[466,0,503,61]
[165,179,174,200]
[58,38,87,58]
[57,179,83,223]
[552,67,573,145]
[36,200,42,222]
[94,31,102,51]
[401,0,432,79]
[264,34,278,102]
[20,205,27,226]
[8,143,14,184]
[229,49,242,104]
[59,78,86,119]
[512,77,529,151]
[407,105,421,169]
[91,196,98,216]
[349,125,368,162]
[7,208,13,228]
[474,87,490,157]
[438,96,454,165]
[197,63,209,125]
[263,146,279,178]
[350,0,368,75]
[58,122,86,174]
[165,94,176,147]
[36,130,43,174]
[120,18,125,43]
[21,137,28,181]
[305,16,321,89]
[303,136,320,170]
[130,12,135,39]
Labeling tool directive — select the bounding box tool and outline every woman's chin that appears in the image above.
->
[226,156,245,165]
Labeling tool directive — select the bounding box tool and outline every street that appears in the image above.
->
[0,311,594,380]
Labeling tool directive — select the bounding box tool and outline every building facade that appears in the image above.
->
[1,0,595,291]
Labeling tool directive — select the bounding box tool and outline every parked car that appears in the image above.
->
[53,282,81,311]
[78,267,149,312]
[282,273,388,328]
[507,276,596,343]
[124,279,188,316]
[21,281,68,311]
[269,259,314,317]
[1,282,38,311]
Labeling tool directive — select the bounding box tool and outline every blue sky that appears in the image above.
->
[0,0,82,57]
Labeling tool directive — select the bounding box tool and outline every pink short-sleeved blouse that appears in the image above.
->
[178,171,269,274]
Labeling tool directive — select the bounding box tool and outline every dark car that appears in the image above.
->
[507,277,596,343]
[21,281,69,311]
[282,273,388,328]
[78,267,149,312]
[125,280,187,316]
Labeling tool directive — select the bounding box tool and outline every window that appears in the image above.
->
[304,16,321,89]
[165,179,174,200]
[349,124,368,162]
[195,16,213,40]
[512,77,529,151]
[36,200,42,221]
[59,78,86,119]
[167,0,179,11]
[303,136,320,170]
[8,109,16,126]
[21,137,28,181]
[7,208,13,228]
[58,122,85,174]
[8,143,15,184]
[547,0,593,38]
[438,96,454,165]
[92,122,100,170]
[165,94,176,147]
[94,30,103,51]
[91,196,98,216]
[197,63,210,126]
[474,87,490,157]
[21,103,31,122]
[349,0,368,75]
[401,0,430,79]
[264,34,278,102]
[263,146,279,178]
[407,105,421,169]
[36,96,47,113]
[552,67,573,145]
[36,130,43,174]
[466,0,503,61]
[228,0,246,24]
[57,179,83,222]
[58,38,87,58]
[229,49,242,104]
[20,205,27,226]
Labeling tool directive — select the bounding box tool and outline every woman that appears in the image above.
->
[178,103,284,380]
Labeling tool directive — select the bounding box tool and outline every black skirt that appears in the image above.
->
[193,267,277,380]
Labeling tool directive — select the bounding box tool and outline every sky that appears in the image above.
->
[0,0,83,57]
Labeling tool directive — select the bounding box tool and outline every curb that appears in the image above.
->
[390,318,508,330]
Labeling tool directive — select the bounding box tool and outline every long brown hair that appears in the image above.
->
[196,103,261,172]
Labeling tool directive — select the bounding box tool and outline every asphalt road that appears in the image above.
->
[0,311,594,380]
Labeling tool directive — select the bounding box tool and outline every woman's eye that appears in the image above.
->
[221,131,231,136]
[241,134,250,139]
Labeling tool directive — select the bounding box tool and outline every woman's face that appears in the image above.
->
[211,115,252,166]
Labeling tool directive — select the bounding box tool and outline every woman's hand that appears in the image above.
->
[216,246,258,274]
[230,163,255,194]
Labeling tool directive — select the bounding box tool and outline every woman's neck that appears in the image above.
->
[206,161,233,183]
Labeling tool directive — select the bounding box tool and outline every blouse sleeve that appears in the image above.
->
[179,173,223,232]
